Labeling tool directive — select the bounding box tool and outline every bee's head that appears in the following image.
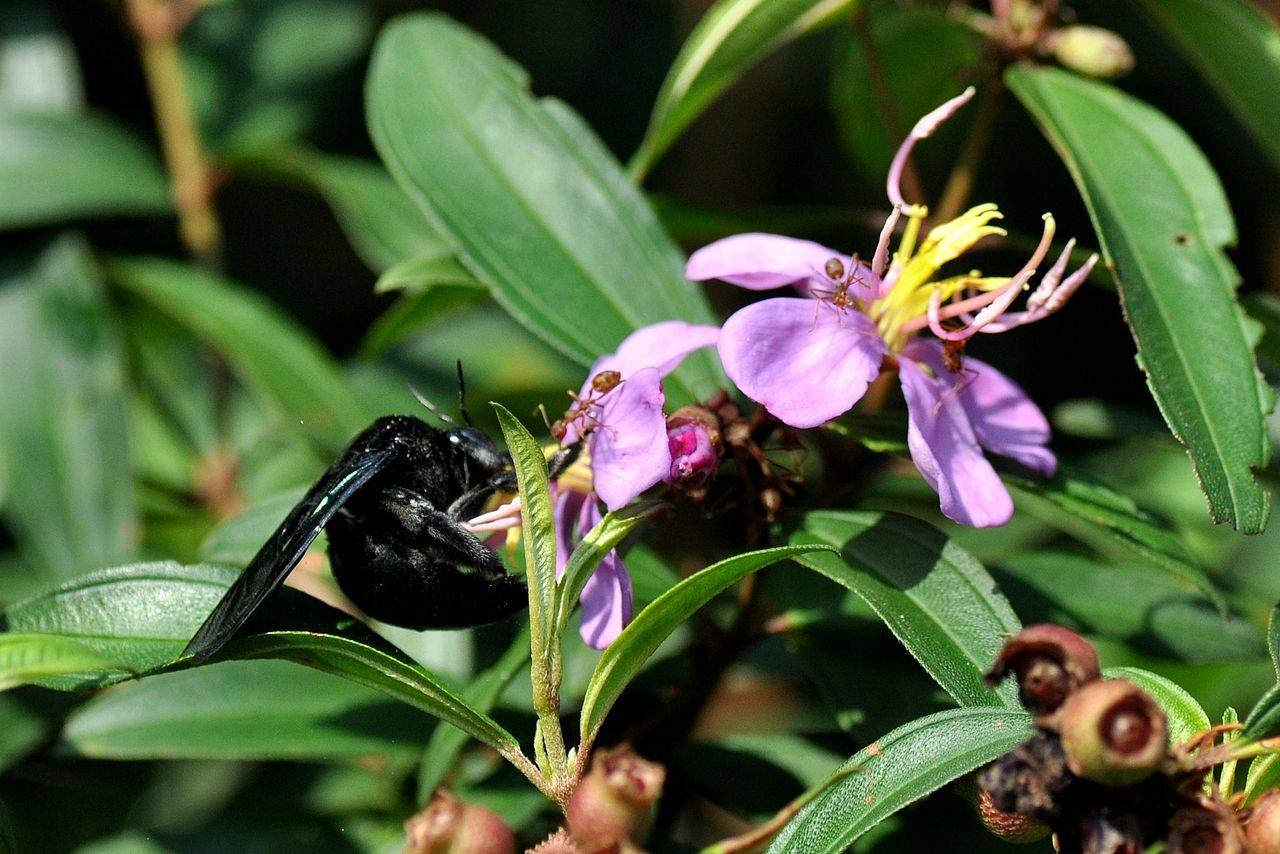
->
[445,426,507,476]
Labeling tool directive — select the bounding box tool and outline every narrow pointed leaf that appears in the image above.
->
[630,0,861,178]
[0,634,119,691]
[767,707,1033,852]
[788,510,1021,709]
[1007,65,1271,533]
[579,544,830,742]
[555,501,660,637]
[366,14,723,400]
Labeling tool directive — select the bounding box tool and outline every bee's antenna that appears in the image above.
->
[408,384,457,426]
[456,361,474,427]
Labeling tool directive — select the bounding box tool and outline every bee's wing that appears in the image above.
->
[183,445,396,662]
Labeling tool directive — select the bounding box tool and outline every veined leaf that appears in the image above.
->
[579,545,829,743]
[200,489,307,567]
[1007,65,1271,533]
[366,14,723,400]
[0,633,118,692]
[1106,666,1210,747]
[360,283,489,358]
[1135,0,1280,174]
[767,707,1033,852]
[0,111,168,229]
[788,510,1021,709]
[630,0,860,178]
[106,256,366,452]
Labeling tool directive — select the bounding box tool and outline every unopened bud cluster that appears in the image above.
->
[977,624,1253,852]
[566,745,665,853]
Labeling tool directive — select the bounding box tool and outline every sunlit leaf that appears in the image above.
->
[0,633,118,692]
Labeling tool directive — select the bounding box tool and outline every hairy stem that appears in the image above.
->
[126,0,221,267]
[933,83,1004,224]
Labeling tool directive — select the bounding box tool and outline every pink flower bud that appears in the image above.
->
[1245,790,1280,854]
[566,745,665,852]
[404,791,516,854]
[665,406,721,489]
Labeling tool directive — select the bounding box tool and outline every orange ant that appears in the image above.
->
[550,370,622,442]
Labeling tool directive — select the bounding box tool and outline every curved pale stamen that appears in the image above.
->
[928,270,1027,341]
[465,496,523,533]
[887,87,976,209]
[974,254,1099,333]
[872,205,902,282]
[1027,239,1075,312]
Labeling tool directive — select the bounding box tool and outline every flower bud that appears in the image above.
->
[526,828,580,854]
[666,406,721,489]
[1058,679,1167,786]
[566,745,665,852]
[975,789,1051,844]
[1169,798,1244,854]
[404,791,516,854]
[1050,25,1135,80]
[986,624,1101,717]
[1245,790,1280,854]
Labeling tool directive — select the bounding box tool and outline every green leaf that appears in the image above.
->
[767,707,1033,852]
[829,3,979,178]
[366,14,723,400]
[1007,65,1271,533]
[1004,469,1223,611]
[555,502,660,637]
[2,562,234,689]
[0,696,46,773]
[0,112,168,229]
[220,631,522,762]
[375,256,478,295]
[418,627,530,803]
[630,0,860,178]
[0,237,137,579]
[105,256,366,452]
[62,660,433,760]
[1268,603,1280,679]
[788,510,1021,709]
[1244,682,1280,744]
[1245,752,1280,805]
[199,488,307,566]
[1246,293,1280,374]
[1105,666,1210,747]
[360,283,489,358]
[579,544,829,743]
[1135,0,1280,174]
[0,633,118,691]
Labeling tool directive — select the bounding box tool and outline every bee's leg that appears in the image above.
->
[446,470,517,520]
[378,487,509,579]
[547,439,583,480]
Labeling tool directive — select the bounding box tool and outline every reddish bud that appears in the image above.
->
[666,406,722,489]
[404,791,516,854]
[591,370,622,394]
[525,828,580,854]
[1245,790,1280,854]
[566,745,665,853]
[1058,679,1167,786]
[986,624,1101,716]
[1169,797,1245,854]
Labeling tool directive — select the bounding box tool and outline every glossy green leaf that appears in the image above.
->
[555,502,660,637]
[366,14,723,400]
[105,257,365,452]
[360,284,489,358]
[1004,469,1223,610]
[63,660,433,760]
[0,237,136,579]
[1136,0,1280,173]
[199,489,306,567]
[221,631,521,761]
[580,545,828,742]
[1245,682,1280,744]
[767,707,1033,852]
[375,256,478,295]
[2,562,233,689]
[630,0,860,178]
[830,3,979,178]
[1007,65,1271,533]
[0,633,118,691]
[1105,666,1210,747]
[0,112,167,229]
[417,627,530,803]
[1245,752,1280,805]
[788,510,1021,709]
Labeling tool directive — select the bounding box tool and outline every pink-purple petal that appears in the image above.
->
[718,297,887,429]
[577,549,633,649]
[905,340,1056,476]
[685,233,843,290]
[899,357,1014,528]
[590,321,721,380]
[590,367,671,511]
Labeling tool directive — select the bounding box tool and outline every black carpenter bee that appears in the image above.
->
[184,377,578,663]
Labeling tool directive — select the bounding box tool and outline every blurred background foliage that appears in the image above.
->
[1,0,1279,851]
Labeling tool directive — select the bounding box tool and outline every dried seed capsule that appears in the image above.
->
[1245,789,1280,854]
[986,624,1101,716]
[404,791,516,854]
[1168,797,1244,854]
[1058,679,1167,786]
[566,745,665,853]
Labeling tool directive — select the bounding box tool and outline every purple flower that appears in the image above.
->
[686,88,1096,528]
[553,321,720,647]
[667,417,719,488]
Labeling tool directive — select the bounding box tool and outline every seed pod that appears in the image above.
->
[566,745,665,853]
[977,731,1072,823]
[1058,679,1167,786]
[1168,797,1244,854]
[404,791,516,854]
[1245,789,1280,854]
[986,624,1101,716]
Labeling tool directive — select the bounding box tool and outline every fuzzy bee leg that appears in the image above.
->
[547,439,583,480]
[446,470,517,520]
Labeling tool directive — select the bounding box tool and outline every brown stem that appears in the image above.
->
[126,0,221,267]
[855,7,924,205]
[933,83,1004,224]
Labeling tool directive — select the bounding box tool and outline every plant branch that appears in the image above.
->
[125,0,221,267]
